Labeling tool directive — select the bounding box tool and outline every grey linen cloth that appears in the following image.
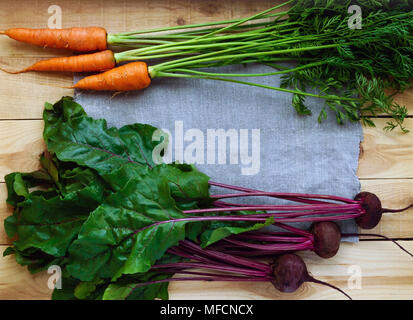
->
[74,63,363,241]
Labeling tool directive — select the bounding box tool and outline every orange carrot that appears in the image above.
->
[0,50,115,74]
[71,61,151,91]
[0,27,107,51]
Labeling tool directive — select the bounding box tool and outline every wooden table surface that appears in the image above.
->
[0,0,412,300]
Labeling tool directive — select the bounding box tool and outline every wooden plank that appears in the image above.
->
[392,84,413,114]
[0,120,44,179]
[0,246,52,300]
[358,118,413,179]
[1,241,413,300]
[0,119,413,181]
[0,70,72,119]
[0,184,12,244]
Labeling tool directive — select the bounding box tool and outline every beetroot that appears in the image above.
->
[271,253,308,293]
[354,192,382,229]
[271,253,352,299]
[310,221,341,258]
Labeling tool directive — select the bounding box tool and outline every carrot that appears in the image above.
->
[71,61,151,91]
[0,27,107,51]
[0,50,115,74]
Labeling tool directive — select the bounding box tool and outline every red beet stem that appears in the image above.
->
[133,212,364,238]
[306,276,352,300]
[184,203,362,214]
[262,208,364,218]
[208,181,358,203]
[211,189,358,204]
[224,237,314,252]
[382,203,413,213]
[262,213,362,223]
[167,247,229,267]
[178,240,272,272]
[151,262,268,277]
[211,201,364,218]
[274,222,314,237]
[342,233,413,258]
[233,233,310,243]
[162,269,273,281]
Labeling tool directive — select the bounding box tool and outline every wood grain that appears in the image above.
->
[0,0,412,300]
[0,120,44,178]
[0,246,52,300]
[358,119,413,179]
[0,185,11,245]
[1,241,413,300]
[0,119,413,182]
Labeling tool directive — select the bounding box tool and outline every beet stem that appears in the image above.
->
[151,262,268,277]
[178,240,272,272]
[382,203,413,213]
[164,269,273,281]
[233,233,309,243]
[167,247,232,267]
[184,203,362,214]
[307,276,352,300]
[208,181,358,203]
[133,212,363,238]
[264,213,362,223]
[224,237,314,252]
[210,202,363,218]
[274,222,314,237]
[342,233,413,258]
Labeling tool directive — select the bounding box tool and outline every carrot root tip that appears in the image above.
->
[0,66,25,74]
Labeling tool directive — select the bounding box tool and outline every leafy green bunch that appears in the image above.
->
[3,97,267,300]
[278,0,413,131]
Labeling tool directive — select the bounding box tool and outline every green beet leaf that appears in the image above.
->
[43,97,166,188]
[5,170,53,207]
[74,278,106,300]
[199,214,274,247]
[66,172,190,282]
[8,167,107,257]
[42,97,211,207]
[102,253,184,300]
[3,246,62,274]
[102,272,171,300]
[4,170,56,239]
[141,163,210,210]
